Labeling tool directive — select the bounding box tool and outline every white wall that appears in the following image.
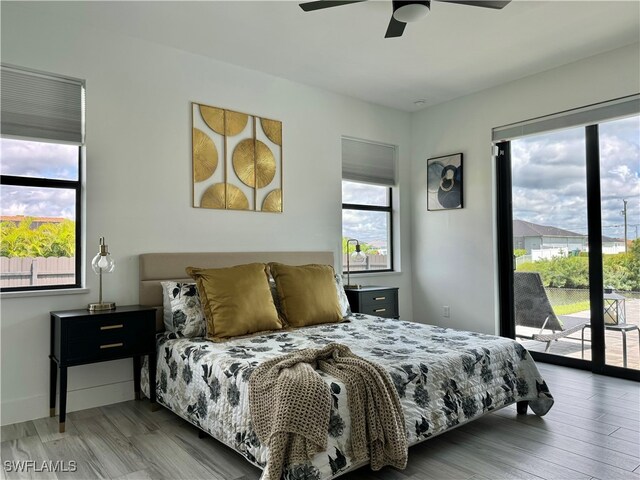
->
[410,42,640,334]
[0,2,413,425]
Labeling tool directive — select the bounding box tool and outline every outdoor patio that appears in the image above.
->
[518,298,640,370]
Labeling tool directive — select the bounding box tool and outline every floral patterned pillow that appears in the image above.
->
[268,277,284,318]
[161,281,206,337]
[334,274,352,318]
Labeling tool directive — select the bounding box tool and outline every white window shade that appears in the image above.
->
[493,94,640,142]
[342,137,397,186]
[1,64,85,145]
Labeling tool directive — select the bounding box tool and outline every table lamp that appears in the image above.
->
[88,236,116,311]
[345,238,367,288]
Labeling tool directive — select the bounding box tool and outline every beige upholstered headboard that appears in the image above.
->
[139,251,335,330]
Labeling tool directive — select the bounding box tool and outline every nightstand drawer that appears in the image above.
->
[359,303,395,317]
[66,334,149,362]
[53,307,156,364]
[64,315,153,361]
[65,314,141,340]
[360,290,397,308]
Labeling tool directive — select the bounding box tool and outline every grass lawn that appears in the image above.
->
[553,301,590,316]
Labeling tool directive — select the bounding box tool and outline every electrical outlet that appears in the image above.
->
[443,306,450,318]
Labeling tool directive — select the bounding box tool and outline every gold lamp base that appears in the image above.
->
[88,302,116,312]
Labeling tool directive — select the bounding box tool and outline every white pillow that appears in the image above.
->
[160,281,206,337]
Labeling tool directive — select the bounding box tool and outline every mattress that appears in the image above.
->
[141,314,553,479]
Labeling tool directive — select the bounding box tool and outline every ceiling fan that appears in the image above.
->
[299,0,511,38]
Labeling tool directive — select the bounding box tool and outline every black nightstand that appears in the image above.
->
[49,305,157,432]
[344,286,399,319]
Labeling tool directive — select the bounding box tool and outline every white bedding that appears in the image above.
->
[141,314,553,480]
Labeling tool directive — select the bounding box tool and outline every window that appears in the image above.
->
[0,65,84,291]
[341,138,397,273]
[342,181,393,272]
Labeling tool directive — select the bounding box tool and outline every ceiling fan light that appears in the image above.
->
[392,1,430,23]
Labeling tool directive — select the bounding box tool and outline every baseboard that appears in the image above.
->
[1,380,134,426]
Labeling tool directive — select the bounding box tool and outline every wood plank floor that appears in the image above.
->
[2,364,638,480]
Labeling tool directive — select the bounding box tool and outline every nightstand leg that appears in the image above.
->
[133,356,142,401]
[148,351,158,411]
[59,366,67,433]
[49,358,57,417]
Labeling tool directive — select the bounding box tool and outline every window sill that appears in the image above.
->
[0,287,89,299]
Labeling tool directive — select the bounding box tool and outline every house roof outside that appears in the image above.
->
[513,219,621,243]
[1,215,67,225]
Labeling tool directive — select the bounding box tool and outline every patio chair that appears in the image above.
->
[513,272,589,353]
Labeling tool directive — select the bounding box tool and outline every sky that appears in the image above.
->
[342,181,390,248]
[0,138,78,219]
[512,115,640,241]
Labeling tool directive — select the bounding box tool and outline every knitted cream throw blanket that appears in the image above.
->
[248,343,407,480]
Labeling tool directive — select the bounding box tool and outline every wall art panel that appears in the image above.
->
[192,102,283,212]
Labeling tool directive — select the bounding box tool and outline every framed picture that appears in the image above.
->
[427,153,463,211]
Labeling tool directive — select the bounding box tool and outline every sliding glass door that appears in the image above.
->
[496,103,639,380]
[510,127,592,362]
[599,115,640,370]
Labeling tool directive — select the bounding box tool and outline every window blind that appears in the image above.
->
[1,64,85,144]
[342,137,397,186]
[492,94,640,142]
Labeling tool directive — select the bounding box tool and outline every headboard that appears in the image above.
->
[139,251,335,330]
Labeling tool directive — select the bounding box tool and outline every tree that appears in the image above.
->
[517,239,640,291]
[342,237,378,254]
[0,218,75,258]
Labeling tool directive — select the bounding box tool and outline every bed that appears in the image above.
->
[138,251,554,480]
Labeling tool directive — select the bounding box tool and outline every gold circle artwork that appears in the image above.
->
[200,183,249,210]
[262,189,282,212]
[232,139,276,188]
[192,103,282,213]
[260,118,282,146]
[192,128,218,183]
[199,105,225,135]
[199,106,248,137]
[225,111,249,137]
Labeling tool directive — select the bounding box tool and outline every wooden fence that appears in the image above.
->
[0,257,75,287]
[342,253,389,271]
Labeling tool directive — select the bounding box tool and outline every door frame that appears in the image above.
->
[496,131,639,381]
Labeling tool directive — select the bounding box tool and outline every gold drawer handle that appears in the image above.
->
[100,342,124,349]
[374,308,387,313]
[374,296,386,301]
[101,324,123,330]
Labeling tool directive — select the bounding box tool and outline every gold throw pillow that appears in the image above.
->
[269,263,343,328]
[186,263,283,341]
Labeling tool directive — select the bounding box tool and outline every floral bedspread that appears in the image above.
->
[141,314,553,480]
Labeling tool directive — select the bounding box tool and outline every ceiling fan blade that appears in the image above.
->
[385,16,407,38]
[435,0,511,9]
[299,1,368,12]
